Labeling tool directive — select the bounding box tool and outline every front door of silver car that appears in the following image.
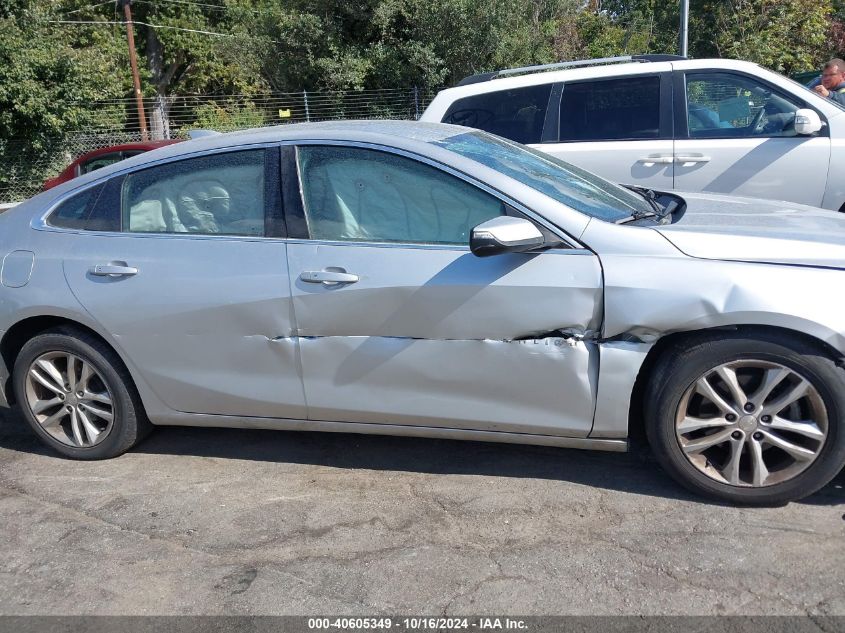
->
[285,143,604,436]
[671,69,832,206]
[58,147,308,419]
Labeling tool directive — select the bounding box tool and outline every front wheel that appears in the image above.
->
[645,331,845,505]
[13,328,151,459]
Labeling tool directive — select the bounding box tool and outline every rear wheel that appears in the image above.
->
[645,331,845,504]
[13,328,151,459]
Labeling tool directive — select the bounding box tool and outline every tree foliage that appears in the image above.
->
[1,0,844,194]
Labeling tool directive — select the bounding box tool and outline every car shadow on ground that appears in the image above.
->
[1,411,843,508]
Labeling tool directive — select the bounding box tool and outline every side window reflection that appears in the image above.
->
[297,146,505,245]
[122,150,265,236]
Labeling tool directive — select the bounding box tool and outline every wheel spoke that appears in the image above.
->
[66,355,77,391]
[681,428,734,454]
[716,366,747,410]
[32,397,62,415]
[36,359,65,391]
[83,391,112,405]
[695,376,738,416]
[767,416,825,441]
[29,366,65,396]
[762,377,809,417]
[749,438,769,486]
[677,416,731,434]
[721,437,744,485]
[78,362,94,392]
[39,407,68,429]
[761,430,817,462]
[750,367,791,406]
[82,402,112,422]
[77,409,101,444]
[69,409,85,446]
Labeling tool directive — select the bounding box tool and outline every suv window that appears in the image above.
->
[122,150,266,236]
[297,146,505,244]
[685,72,804,138]
[440,84,552,144]
[559,76,661,142]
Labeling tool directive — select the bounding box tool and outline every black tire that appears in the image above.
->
[13,327,152,459]
[645,330,845,505]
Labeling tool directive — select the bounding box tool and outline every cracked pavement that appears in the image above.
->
[0,409,843,616]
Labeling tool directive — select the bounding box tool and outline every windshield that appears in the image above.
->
[432,131,652,222]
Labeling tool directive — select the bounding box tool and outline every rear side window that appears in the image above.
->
[121,150,266,236]
[46,185,103,230]
[559,76,661,141]
[441,84,553,144]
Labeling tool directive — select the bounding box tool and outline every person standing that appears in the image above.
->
[812,58,845,105]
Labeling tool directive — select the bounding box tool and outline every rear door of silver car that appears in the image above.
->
[58,146,307,419]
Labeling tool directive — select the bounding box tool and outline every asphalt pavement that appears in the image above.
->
[0,408,843,616]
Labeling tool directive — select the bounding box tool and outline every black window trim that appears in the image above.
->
[674,69,830,140]
[285,140,584,250]
[542,71,673,144]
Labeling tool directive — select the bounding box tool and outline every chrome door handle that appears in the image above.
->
[675,155,711,164]
[88,264,138,277]
[637,155,675,165]
[299,270,359,285]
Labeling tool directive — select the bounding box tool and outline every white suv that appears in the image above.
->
[421,55,845,211]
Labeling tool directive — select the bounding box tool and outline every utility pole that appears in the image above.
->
[679,0,689,57]
[119,0,149,141]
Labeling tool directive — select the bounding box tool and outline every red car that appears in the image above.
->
[43,140,181,190]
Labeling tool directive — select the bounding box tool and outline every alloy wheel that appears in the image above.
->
[675,360,827,487]
[24,352,115,448]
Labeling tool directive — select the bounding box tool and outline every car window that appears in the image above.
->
[121,150,266,236]
[433,131,650,223]
[440,84,553,144]
[80,153,123,175]
[46,185,103,230]
[559,76,661,141]
[685,73,804,138]
[297,146,506,245]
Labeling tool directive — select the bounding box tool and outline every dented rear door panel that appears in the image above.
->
[287,241,604,436]
[63,234,307,418]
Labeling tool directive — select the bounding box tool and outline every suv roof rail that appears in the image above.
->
[455,54,686,86]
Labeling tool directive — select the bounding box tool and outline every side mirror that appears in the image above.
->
[794,108,822,135]
[470,216,545,258]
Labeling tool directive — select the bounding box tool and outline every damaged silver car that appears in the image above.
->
[1,121,844,505]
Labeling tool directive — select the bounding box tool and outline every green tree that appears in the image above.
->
[0,1,126,195]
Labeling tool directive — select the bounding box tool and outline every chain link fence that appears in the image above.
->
[0,86,434,203]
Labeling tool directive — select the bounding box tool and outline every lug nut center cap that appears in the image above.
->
[738,415,757,432]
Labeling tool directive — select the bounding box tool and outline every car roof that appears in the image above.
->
[432,57,762,100]
[76,121,471,172]
[30,121,485,199]
[70,140,180,163]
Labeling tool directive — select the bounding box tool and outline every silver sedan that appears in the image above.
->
[1,121,844,505]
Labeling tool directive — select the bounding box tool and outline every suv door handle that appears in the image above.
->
[637,155,675,165]
[88,264,138,277]
[675,155,711,164]
[299,270,359,285]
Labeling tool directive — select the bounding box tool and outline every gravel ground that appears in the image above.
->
[0,408,843,616]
